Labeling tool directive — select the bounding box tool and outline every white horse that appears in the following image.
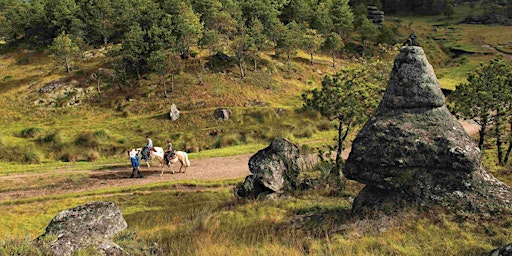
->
[136,147,190,175]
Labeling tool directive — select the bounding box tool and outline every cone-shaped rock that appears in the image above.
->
[345,46,512,215]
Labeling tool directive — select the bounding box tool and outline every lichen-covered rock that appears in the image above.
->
[214,108,230,121]
[37,201,127,256]
[236,138,301,199]
[486,243,512,256]
[345,46,512,215]
[169,104,180,121]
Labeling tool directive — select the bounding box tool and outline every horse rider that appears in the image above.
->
[128,149,143,178]
[142,136,153,160]
[165,139,176,165]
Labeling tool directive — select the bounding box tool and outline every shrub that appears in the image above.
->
[39,131,64,150]
[213,134,241,148]
[23,149,43,163]
[294,127,315,138]
[316,121,333,131]
[87,150,100,161]
[60,152,87,162]
[21,127,43,138]
[75,131,99,148]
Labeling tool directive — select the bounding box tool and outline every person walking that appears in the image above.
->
[128,149,143,178]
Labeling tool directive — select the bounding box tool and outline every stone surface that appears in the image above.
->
[367,6,384,24]
[345,46,512,215]
[36,78,94,107]
[214,108,230,121]
[487,243,512,256]
[37,201,127,256]
[169,104,180,121]
[236,138,301,199]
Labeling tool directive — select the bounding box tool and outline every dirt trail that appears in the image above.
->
[480,43,512,60]
[0,121,480,202]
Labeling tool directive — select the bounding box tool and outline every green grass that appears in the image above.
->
[1,180,510,255]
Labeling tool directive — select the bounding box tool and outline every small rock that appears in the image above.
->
[214,108,230,121]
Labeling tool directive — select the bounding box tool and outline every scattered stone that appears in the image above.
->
[37,201,127,256]
[274,108,288,116]
[236,138,302,199]
[214,108,230,121]
[486,243,512,256]
[345,46,512,215]
[36,78,94,107]
[403,32,420,46]
[169,104,180,121]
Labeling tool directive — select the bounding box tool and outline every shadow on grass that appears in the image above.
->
[89,169,165,180]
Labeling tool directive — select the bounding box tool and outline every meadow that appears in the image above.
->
[1,4,512,255]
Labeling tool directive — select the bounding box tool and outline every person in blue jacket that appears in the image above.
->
[128,149,143,178]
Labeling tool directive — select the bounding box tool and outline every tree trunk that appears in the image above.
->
[478,120,488,150]
[162,75,168,99]
[239,60,245,78]
[310,52,314,65]
[332,53,336,68]
[254,59,257,72]
[504,121,512,164]
[496,122,504,164]
[329,118,345,190]
[287,52,291,71]
[170,73,174,93]
[64,57,70,73]
[96,78,101,102]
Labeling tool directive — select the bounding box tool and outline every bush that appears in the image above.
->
[294,127,315,138]
[75,131,99,148]
[87,150,100,161]
[21,127,43,138]
[60,151,87,162]
[40,131,63,145]
[213,134,241,148]
[23,149,43,163]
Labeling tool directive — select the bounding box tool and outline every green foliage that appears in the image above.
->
[302,58,390,187]
[276,21,303,71]
[20,127,42,139]
[322,32,344,68]
[23,149,43,164]
[302,28,325,65]
[175,2,204,59]
[47,31,80,73]
[449,56,512,162]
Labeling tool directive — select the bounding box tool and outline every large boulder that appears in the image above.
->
[169,104,180,121]
[486,243,512,256]
[345,46,512,215]
[236,138,301,199]
[37,201,127,256]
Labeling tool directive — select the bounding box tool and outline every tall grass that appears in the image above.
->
[2,182,510,255]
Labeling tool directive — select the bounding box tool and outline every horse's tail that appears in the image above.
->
[184,152,190,167]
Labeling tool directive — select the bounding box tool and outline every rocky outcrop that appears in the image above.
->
[37,201,127,256]
[487,243,512,256]
[345,46,512,215]
[169,104,180,121]
[367,6,384,24]
[214,108,230,121]
[36,78,94,107]
[236,138,301,199]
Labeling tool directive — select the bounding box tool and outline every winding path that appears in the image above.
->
[0,121,480,202]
